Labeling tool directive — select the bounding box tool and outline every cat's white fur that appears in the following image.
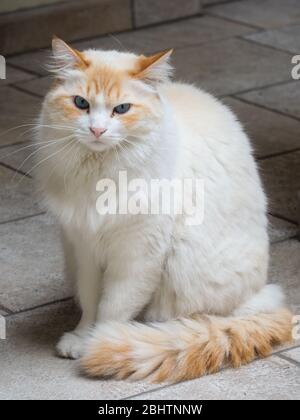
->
[35,42,288,375]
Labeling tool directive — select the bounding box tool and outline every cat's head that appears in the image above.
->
[44,37,173,152]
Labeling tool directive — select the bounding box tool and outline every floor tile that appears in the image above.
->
[133,0,201,27]
[270,239,300,314]
[224,97,300,157]
[0,301,157,400]
[131,356,299,400]
[237,82,300,120]
[172,38,291,96]
[0,213,68,313]
[0,86,41,147]
[268,215,298,244]
[244,23,300,54]
[209,0,300,29]
[8,50,49,77]
[0,142,37,175]
[280,347,300,363]
[0,165,42,224]
[0,65,34,86]
[260,151,300,222]
[14,76,52,98]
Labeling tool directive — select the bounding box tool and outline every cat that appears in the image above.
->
[35,36,292,383]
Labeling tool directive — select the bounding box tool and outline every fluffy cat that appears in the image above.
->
[35,37,292,383]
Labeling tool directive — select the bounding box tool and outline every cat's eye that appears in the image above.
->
[113,103,131,115]
[74,95,90,110]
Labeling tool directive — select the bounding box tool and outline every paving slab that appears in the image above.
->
[0,213,68,313]
[280,347,300,364]
[131,356,300,400]
[0,65,34,86]
[0,301,158,400]
[224,97,300,158]
[0,142,37,175]
[270,239,300,314]
[133,0,201,27]
[268,215,298,244]
[237,82,300,120]
[209,0,300,29]
[244,23,300,54]
[14,76,52,98]
[172,38,291,96]
[260,151,300,222]
[0,86,41,147]
[8,49,49,77]
[0,165,42,224]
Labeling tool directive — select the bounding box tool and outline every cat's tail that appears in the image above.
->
[81,308,293,383]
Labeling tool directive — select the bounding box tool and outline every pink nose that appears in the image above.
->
[90,127,107,138]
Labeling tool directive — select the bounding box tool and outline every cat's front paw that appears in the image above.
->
[56,331,87,359]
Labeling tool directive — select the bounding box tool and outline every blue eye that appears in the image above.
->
[74,96,89,110]
[113,103,131,114]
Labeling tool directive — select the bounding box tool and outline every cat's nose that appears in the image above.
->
[90,127,107,138]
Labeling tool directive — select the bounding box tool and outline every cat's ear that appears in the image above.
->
[135,49,173,85]
[51,36,89,72]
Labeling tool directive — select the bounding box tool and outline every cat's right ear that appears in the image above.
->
[50,36,89,74]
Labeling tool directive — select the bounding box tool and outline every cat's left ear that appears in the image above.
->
[51,36,89,71]
[135,49,173,85]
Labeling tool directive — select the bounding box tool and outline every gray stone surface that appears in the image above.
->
[281,347,300,363]
[237,82,300,120]
[268,215,298,244]
[244,23,300,54]
[0,142,37,174]
[0,213,68,313]
[0,301,158,400]
[0,87,41,147]
[15,76,52,98]
[270,239,300,314]
[260,152,300,222]
[8,50,50,77]
[0,65,34,86]
[224,97,300,158]
[209,0,300,29]
[132,356,300,400]
[133,0,202,27]
[172,38,291,96]
[0,165,42,224]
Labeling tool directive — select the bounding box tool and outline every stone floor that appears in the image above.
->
[0,0,300,400]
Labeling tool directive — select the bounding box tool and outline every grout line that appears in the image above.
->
[5,296,74,318]
[0,140,29,150]
[205,11,263,30]
[0,161,32,178]
[258,147,300,161]
[130,0,136,29]
[10,84,43,99]
[204,0,243,7]
[232,94,300,123]
[0,303,13,315]
[7,62,43,78]
[269,212,298,226]
[227,79,294,97]
[276,353,300,368]
[239,35,297,57]
[0,211,46,226]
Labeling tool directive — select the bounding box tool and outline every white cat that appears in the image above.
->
[35,37,292,382]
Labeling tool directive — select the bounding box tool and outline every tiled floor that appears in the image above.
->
[1,0,300,400]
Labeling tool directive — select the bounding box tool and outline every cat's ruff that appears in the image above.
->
[36,38,293,383]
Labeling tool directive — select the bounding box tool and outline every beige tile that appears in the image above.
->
[132,356,300,400]
[0,86,41,147]
[237,82,300,120]
[172,38,291,96]
[224,97,300,158]
[209,0,300,29]
[260,151,300,222]
[244,23,300,54]
[133,0,201,27]
[0,301,158,400]
[0,165,42,224]
[0,213,69,312]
